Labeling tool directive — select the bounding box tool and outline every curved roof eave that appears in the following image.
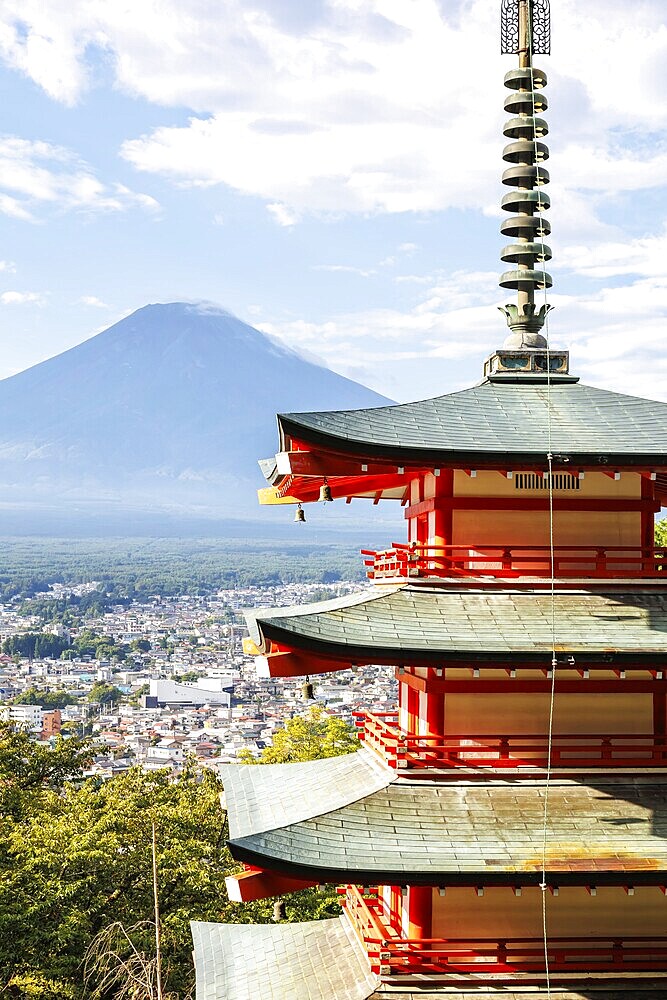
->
[227,776,667,887]
[274,381,667,468]
[247,585,667,662]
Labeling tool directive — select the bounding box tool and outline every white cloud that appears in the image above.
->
[312,264,375,277]
[79,295,109,308]
[266,202,299,226]
[0,136,160,221]
[0,260,16,272]
[561,226,667,280]
[1,290,44,304]
[259,263,667,402]
[1,1,667,222]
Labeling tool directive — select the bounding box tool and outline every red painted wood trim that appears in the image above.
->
[404,496,659,518]
[258,650,348,677]
[654,691,667,743]
[407,684,419,737]
[398,671,667,695]
[424,688,445,737]
[225,867,319,902]
[407,886,432,939]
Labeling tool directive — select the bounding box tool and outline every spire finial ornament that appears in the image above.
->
[499,0,552,347]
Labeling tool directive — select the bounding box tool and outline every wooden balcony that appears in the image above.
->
[342,885,667,977]
[362,542,667,582]
[353,711,667,770]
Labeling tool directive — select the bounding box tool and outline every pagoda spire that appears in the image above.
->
[499,0,553,348]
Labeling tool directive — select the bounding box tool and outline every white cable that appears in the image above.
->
[525,4,556,992]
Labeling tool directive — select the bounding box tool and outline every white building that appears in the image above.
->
[0,704,43,732]
[148,676,233,709]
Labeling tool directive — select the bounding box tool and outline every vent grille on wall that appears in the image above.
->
[515,473,580,491]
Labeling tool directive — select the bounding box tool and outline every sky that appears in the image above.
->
[1,0,667,403]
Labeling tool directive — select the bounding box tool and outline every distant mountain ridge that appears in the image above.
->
[0,303,391,522]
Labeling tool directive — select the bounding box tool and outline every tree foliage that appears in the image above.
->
[238,705,359,764]
[2,634,69,660]
[87,682,124,705]
[14,688,76,710]
[656,517,667,548]
[0,716,353,998]
[0,723,92,818]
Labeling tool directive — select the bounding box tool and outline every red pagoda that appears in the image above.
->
[192,2,667,997]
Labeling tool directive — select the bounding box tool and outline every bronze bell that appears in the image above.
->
[294,503,306,523]
[301,676,315,700]
[319,478,333,503]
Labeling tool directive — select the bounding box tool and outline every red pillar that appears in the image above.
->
[407,885,432,939]
[424,683,445,738]
[642,476,655,551]
[406,683,419,736]
[431,470,454,547]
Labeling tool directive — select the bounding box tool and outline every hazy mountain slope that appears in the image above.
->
[0,303,391,515]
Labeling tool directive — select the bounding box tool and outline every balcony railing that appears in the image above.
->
[362,543,667,581]
[354,711,667,770]
[343,885,667,976]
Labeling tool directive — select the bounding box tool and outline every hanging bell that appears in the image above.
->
[294,503,306,523]
[301,675,315,700]
[319,478,333,503]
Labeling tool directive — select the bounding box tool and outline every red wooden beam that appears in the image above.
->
[404,496,659,518]
[225,867,319,903]
[397,670,667,695]
[276,450,423,479]
[254,649,351,678]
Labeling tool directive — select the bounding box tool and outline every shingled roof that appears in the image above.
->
[191,918,378,1000]
[246,585,667,664]
[271,380,667,468]
[221,766,667,886]
[192,915,667,999]
[220,750,394,839]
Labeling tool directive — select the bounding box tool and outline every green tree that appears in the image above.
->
[14,688,76,710]
[0,756,301,998]
[238,705,358,764]
[656,517,667,548]
[87,682,124,706]
[2,634,69,660]
[0,724,92,819]
[130,639,151,653]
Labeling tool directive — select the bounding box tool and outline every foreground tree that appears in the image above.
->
[0,704,360,997]
[656,517,667,548]
[238,704,359,764]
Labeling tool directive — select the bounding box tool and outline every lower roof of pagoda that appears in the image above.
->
[191,917,379,1000]
[192,916,667,999]
[220,750,667,886]
[245,584,667,664]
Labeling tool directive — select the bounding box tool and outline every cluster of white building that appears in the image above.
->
[0,581,398,775]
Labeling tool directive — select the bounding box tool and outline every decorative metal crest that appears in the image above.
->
[501,0,551,55]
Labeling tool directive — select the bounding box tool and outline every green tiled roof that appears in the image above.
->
[276,381,667,465]
[220,750,394,840]
[228,774,667,885]
[247,585,667,662]
[192,915,667,998]
[191,918,378,1000]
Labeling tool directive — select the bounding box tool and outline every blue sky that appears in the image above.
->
[1,0,667,402]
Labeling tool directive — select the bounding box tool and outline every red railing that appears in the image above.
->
[343,886,667,976]
[362,543,667,581]
[354,711,667,770]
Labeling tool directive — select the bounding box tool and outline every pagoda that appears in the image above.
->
[192,2,667,998]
